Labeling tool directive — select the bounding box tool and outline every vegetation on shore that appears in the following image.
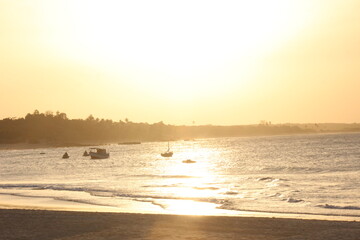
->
[1,110,360,145]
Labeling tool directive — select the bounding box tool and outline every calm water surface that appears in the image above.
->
[1,133,360,219]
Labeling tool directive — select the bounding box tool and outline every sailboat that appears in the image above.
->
[161,142,173,157]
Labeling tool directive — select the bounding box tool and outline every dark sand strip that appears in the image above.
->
[1,209,360,240]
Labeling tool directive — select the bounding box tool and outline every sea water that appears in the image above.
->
[1,133,360,220]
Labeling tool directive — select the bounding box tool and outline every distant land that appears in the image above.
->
[1,110,360,148]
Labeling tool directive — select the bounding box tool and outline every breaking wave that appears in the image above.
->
[316,204,360,210]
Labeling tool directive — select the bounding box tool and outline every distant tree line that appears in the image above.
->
[0,110,333,145]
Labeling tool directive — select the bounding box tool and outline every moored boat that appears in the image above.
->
[161,142,173,157]
[182,159,196,163]
[89,148,109,159]
[161,151,173,157]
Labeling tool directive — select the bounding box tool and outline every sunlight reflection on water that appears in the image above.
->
[1,133,360,219]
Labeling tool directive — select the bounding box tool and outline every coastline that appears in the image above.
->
[1,208,360,240]
[0,142,93,151]
[1,131,359,151]
[0,130,360,151]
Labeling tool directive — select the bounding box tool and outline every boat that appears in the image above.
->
[89,148,109,159]
[83,150,89,156]
[182,159,196,164]
[161,151,173,157]
[62,152,69,159]
[161,142,173,157]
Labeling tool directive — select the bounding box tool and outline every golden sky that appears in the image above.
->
[1,0,359,125]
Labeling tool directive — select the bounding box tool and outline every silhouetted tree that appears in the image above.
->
[86,115,95,121]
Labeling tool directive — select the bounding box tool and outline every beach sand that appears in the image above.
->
[1,209,360,240]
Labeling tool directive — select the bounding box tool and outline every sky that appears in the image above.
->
[1,0,360,125]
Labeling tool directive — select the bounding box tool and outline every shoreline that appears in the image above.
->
[2,131,360,151]
[1,208,360,240]
[1,193,359,223]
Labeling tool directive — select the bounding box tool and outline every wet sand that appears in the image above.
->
[1,209,360,240]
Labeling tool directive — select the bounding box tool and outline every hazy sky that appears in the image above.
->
[1,0,359,125]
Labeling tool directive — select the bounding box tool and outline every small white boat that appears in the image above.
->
[89,148,109,159]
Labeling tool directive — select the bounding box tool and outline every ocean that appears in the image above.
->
[1,132,360,220]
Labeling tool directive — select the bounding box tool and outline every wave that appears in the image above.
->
[262,166,326,174]
[0,183,221,204]
[142,184,180,188]
[316,204,360,210]
[0,183,115,196]
[256,177,287,182]
[133,198,168,210]
[0,188,231,213]
[142,184,220,191]
[130,174,198,179]
[0,192,119,208]
[216,200,360,218]
[0,183,49,189]
[3,184,360,219]
[222,191,239,195]
[193,186,219,190]
[3,183,360,219]
[284,197,304,203]
[268,193,283,198]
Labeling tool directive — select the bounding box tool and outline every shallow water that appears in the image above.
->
[1,133,360,219]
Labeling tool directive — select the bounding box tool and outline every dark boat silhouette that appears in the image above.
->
[89,148,109,159]
[182,159,196,163]
[161,142,173,157]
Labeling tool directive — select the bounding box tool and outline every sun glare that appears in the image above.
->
[164,199,223,216]
[151,146,224,215]
[38,0,318,103]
